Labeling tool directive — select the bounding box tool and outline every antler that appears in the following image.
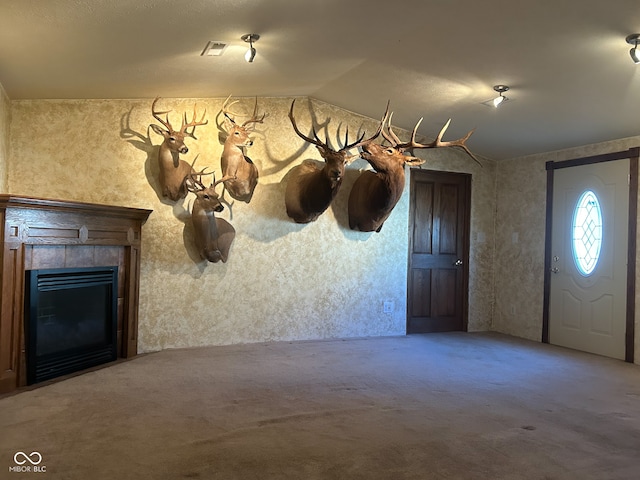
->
[406,119,481,166]
[383,112,403,147]
[223,95,265,131]
[186,171,206,194]
[222,95,242,124]
[151,96,207,139]
[289,99,366,153]
[241,97,266,128]
[151,96,174,131]
[181,103,208,139]
[355,101,391,148]
[185,155,213,193]
[375,109,481,166]
[288,99,329,150]
[337,122,366,151]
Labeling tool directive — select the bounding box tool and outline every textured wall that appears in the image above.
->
[8,97,495,352]
[0,83,9,192]
[495,136,640,364]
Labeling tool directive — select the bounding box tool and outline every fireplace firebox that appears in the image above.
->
[24,266,119,385]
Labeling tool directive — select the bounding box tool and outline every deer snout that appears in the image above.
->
[214,204,224,213]
[179,146,188,154]
[358,142,386,161]
[328,168,343,187]
[204,249,223,263]
[329,169,342,181]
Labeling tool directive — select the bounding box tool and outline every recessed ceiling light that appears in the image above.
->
[201,41,228,56]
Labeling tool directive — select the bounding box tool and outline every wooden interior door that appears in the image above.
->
[407,169,471,333]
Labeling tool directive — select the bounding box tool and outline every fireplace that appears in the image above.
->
[0,195,152,393]
[24,266,119,384]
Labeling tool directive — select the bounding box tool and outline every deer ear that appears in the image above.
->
[223,117,234,130]
[150,124,167,137]
[315,145,328,158]
[345,153,360,165]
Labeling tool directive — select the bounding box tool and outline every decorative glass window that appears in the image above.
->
[572,190,603,276]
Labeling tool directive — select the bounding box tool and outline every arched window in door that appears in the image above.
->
[572,190,603,276]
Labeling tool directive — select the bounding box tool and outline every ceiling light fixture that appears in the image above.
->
[492,85,509,107]
[626,34,640,64]
[201,41,228,57]
[241,33,260,63]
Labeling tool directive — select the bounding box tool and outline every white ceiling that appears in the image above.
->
[1,0,640,160]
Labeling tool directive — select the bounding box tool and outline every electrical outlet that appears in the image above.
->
[383,301,394,314]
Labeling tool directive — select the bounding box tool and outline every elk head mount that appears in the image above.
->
[348,104,481,233]
[285,99,378,224]
[150,97,208,201]
[186,171,235,263]
[220,96,265,203]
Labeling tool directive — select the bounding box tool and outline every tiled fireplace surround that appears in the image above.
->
[0,195,151,394]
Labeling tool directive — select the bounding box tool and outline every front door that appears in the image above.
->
[407,169,471,333]
[547,157,632,360]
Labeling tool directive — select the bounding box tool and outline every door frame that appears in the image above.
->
[407,168,471,333]
[542,147,639,362]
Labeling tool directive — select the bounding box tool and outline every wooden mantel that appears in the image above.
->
[0,195,152,394]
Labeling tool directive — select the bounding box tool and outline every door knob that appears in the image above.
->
[454,259,463,266]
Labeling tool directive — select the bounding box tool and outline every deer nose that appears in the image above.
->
[206,250,223,263]
[179,146,188,154]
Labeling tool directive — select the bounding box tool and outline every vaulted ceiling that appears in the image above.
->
[1,0,640,159]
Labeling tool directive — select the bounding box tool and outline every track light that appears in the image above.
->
[241,33,259,63]
[492,85,509,107]
[626,34,640,64]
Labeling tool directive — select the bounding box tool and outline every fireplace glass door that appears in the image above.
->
[24,266,118,384]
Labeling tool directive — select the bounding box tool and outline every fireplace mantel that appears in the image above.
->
[0,195,152,393]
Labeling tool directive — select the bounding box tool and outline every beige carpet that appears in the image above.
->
[1,332,639,479]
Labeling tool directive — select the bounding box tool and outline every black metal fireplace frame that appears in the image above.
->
[24,266,119,384]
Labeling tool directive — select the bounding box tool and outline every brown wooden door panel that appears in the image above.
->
[410,268,431,317]
[407,170,470,333]
[438,184,460,255]
[432,268,458,316]
[412,182,434,254]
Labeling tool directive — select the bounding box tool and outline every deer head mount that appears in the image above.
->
[348,104,481,232]
[220,96,265,203]
[150,97,208,201]
[186,171,236,263]
[285,99,378,223]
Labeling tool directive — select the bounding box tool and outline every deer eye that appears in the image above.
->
[203,194,210,200]
[385,148,395,154]
[169,137,176,143]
